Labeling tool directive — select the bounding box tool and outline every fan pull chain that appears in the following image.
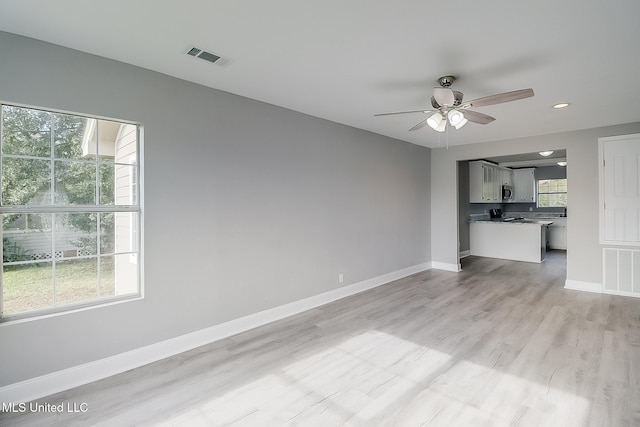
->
[445,122,450,149]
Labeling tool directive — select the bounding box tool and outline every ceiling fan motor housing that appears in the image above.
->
[437,75,456,88]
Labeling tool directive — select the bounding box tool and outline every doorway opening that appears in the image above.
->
[457,150,568,274]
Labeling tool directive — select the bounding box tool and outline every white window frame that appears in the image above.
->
[0,103,142,321]
[129,154,138,264]
[536,178,567,208]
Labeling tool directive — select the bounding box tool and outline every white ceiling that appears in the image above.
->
[1,0,639,148]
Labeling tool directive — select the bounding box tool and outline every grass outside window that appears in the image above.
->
[2,258,115,315]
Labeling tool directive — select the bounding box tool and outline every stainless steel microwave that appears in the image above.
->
[502,185,513,200]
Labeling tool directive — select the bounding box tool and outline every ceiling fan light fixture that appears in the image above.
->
[453,117,468,130]
[427,112,443,130]
[447,110,465,126]
[374,75,535,134]
[539,151,554,157]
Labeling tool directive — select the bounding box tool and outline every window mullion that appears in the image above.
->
[50,115,57,307]
[50,113,55,206]
[0,205,139,214]
[51,212,57,307]
[97,212,101,298]
[96,120,100,206]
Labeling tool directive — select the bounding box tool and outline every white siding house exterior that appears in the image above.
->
[114,123,138,295]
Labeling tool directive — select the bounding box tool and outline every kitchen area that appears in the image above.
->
[458,150,567,264]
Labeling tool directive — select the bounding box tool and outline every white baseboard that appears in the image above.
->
[431,261,461,272]
[602,289,640,298]
[459,250,471,259]
[0,262,431,404]
[564,279,603,294]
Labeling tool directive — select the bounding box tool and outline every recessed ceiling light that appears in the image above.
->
[539,151,554,157]
[553,103,570,109]
[557,161,567,166]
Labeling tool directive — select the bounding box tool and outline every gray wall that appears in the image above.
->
[432,122,640,280]
[535,165,567,180]
[0,32,431,386]
[457,160,502,253]
[457,162,470,253]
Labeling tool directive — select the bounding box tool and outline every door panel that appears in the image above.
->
[602,134,640,244]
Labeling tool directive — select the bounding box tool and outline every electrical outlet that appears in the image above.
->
[338,273,344,284]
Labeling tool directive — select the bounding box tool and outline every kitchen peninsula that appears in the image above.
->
[469,218,553,263]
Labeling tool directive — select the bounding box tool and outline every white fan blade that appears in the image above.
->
[463,110,495,125]
[465,88,534,108]
[409,118,430,131]
[433,88,455,107]
[374,109,432,117]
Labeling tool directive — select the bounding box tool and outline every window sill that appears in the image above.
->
[0,294,143,326]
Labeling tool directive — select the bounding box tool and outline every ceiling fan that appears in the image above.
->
[374,75,534,132]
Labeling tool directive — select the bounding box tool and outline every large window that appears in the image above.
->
[537,178,567,207]
[0,104,141,319]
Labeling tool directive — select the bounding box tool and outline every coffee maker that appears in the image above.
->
[489,209,503,219]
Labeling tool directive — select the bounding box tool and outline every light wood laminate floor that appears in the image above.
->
[2,251,640,426]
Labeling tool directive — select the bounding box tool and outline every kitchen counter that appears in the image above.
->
[471,218,554,225]
[469,220,551,263]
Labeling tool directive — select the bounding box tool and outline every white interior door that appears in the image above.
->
[600,134,640,245]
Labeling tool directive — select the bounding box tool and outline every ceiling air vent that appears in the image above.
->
[186,46,229,67]
[187,47,201,57]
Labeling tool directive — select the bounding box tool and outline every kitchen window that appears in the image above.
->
[0,104,141,319]
[537,179,567,207]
